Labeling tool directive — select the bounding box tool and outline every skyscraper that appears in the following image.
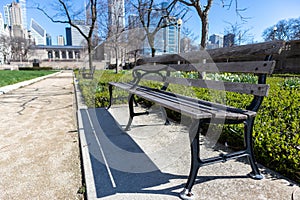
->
[128,14,140,29]
[65,27,72,46]
[57,35,65,45]
[46,33,52,45]
[0,13,4,33]
[71,20,88,46]
[10,2,22,26]
[3,4,12,27]
[16,0,27,30]
[30,19,46,45]
[224,33,235,47]
[208,34,224,49]
[108,0,125,36]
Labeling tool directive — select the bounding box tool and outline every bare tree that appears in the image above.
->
[262,17,300,41]
[36,0,98,70]
[224,22,253,45]
[10,36,32,62]
[178,0,247,49]
[180,26,199,52]
[132,0,188,57]
[0,35,11,64]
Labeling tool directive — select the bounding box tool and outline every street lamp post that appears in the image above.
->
[273,26,277,40]
[177,18,182,54]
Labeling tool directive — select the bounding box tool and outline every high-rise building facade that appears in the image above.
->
[71,20,88,46]
[3,4,12,27]
[11,2,22,26]
[108,0,125,36]
[208,34,224,49]
[3,1,27,38]
[16,0,27,30]
[57,35,65,45]
[224,33,235,47]
[46,33,52,45]
[30,18,46,45]
[0,13,4,33]
[65,27,72,46]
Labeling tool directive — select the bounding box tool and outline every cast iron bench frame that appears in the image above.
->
[107,41,285,199]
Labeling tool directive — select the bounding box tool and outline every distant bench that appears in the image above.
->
[107,41,285,199]
[81,65,95,79]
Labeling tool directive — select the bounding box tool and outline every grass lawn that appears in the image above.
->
[0,70,57,87]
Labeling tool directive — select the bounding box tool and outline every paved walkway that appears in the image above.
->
[75,82,300,200]
[0,71,82,199]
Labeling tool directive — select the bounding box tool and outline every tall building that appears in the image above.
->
[0,13,4,33]
[162,17,178,54]
[161,2,179,54]
[71,20,88,46]
[30,19,46,45]
[208,34,224,49]
[3,1,27,38]
[46,33,52,45]
[65,27,72,46]
[224,33,235,47]
[10,2,24,37]
[108,0,125,35]
[57,35,65,45]
[3,4,12,27]
[128,14,140,29]
[10,2,22,25]
[16,0,27,30]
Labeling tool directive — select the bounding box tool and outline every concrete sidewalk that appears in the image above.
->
[0,71,82,199]
[75,81,299,199]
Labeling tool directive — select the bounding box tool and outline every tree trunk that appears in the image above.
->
[88,39,93,70]
[148,35,156,57]
[115,47,118,74]
[200,15,208,49]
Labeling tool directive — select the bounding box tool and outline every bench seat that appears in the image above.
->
[109,81,256,120]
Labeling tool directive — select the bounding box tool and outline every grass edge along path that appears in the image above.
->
[0,70,57,87]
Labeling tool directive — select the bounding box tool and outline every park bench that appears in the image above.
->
[81,65,95,79]
[107,40,285,199]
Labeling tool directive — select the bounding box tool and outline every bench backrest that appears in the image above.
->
[133,41,285,111]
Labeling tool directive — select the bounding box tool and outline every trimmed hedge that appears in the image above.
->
[78,70,300,183]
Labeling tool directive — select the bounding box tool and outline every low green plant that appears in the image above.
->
[279,77,300,89]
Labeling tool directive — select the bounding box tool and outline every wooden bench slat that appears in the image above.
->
[135,60,275,74]
[137,40,285,65]
[141,75,269,96]
[109,82,254,120]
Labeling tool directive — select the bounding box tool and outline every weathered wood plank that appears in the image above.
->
[141,75,269,96]
[137,40,285,65]
[134,60,276,74]
[109,82,252,120]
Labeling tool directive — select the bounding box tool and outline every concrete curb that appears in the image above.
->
[0,71,62,95]
[73,77,98,200]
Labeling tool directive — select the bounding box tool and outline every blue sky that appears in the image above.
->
[1,0,300,44]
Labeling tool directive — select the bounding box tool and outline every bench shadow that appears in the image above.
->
[80,108,249,199]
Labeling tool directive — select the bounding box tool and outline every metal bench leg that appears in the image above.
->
[125,94,135,131]
[180,119,201,200]
[160,106,170,125]
[125,94,149,131]
[107,85,113,110]
[244,118,264,180]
